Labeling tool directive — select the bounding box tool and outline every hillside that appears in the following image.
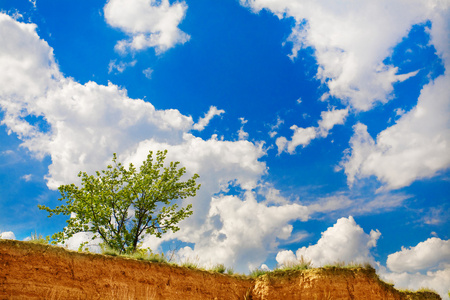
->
[0,240,441,299]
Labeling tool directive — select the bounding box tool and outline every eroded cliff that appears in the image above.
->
[0,240,441,299]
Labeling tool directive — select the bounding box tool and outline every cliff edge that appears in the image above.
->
[0,240,441,299]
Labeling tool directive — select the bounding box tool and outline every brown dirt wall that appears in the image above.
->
[0,240,441,300]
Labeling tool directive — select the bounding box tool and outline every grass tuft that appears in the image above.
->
[181,256,201,270]
[28,232,50,245]
[278,255,312,271]
[210,263,227,274]
[249,268,270,278]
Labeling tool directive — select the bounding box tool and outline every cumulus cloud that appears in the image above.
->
[387,238,450,273]
[381,237,450,299]
[276,108,348,154]
[0,13,194,189]
[104,0,190,54]
[240,0,450,188]
[172,192,309,272]
[192,106,225,131]
[342,78,450,191]
[283,216,380,267]
[240,0,446,111]
[0,231,16,240]
[381,268,450,300]
[341,1,450,190]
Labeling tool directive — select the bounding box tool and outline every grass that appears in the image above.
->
[27,232,51,245]
[100,244,168,263]
[249,268,271,278]
[180,256,201,270]
[322,261,372,269]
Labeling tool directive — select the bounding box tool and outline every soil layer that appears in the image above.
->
[0,240,441,299]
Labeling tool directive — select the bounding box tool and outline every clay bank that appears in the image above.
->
[0,240,441,299]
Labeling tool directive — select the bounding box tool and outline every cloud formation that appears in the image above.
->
[284,216,380,267]
[176,192,309,272]
[381,237,450,299]
[0,231,16,240]
[240,0,445,111]
[276,108,348,154]
[104,0,190,54]
[387,238,450,273]
[193,106,225,131]
[342,75,450,190]
[241,0,450,189]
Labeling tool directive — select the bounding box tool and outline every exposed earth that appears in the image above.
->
[0,240,441,299]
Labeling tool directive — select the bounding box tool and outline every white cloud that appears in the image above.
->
[193,106,225,131]
[142,67,154,79]
[293,216,380,267]
[238,117,249,140]
[386,238,450,273]
[108,59,136,74]
[276,249,297,267]
[342,75,450,191]
[63,232,103,253]
[268,116,284,138]
[381,237,450,299]
[104,0,190,54]
[241,0,450,188]
[0,231,16,240]
[381,268,450,300]
[238,127,249,140]
[339,6,450,191]
[0,13,195,189]
[277,108,348,154]
[240,0,446,111]
[21,174,33,181]
[317,108,348,136]
[171,192,309,272]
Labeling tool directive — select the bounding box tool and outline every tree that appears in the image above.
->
[39,150,200,254]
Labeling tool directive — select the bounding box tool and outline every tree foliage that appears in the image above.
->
[39,150,200,254]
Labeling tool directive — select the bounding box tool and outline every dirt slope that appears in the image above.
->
[0,240,441,299]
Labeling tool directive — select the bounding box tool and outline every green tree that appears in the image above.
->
[39,150,200,254]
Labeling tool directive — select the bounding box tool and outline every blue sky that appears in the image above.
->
[0,0,449,296]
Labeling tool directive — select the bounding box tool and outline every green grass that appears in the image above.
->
[249,268,271,278]
[322,261,372,269]
[209,263,227,274]
[100,244,168,263]
[27,232,51,245]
